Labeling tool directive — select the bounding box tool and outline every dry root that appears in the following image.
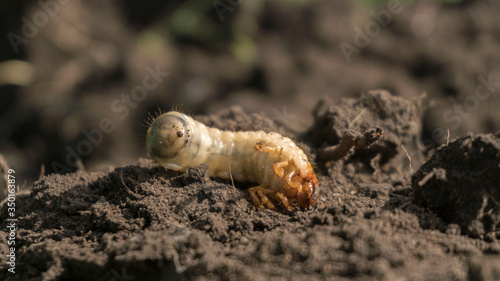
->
[319,127,384,162]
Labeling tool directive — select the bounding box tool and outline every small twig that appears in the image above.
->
[370,153,382,183]
[489,193,500,208]
[401,144,413,174]
[120,169,130,189]
[418,170,435,187]
[370,153,381,175]
[416,92,427,114]
[75,159,85,171]
[399,200,411,210]
[38,164,45,181]
[348,108,367,129]
[446,129,450,146]
[319,127,384,162]
[228,165,236,189]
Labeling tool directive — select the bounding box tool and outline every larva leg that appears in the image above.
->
[258,190,276,210]
[257,140,288,178]
[276,192,292,212]
[255,140,281,154]
[249,188,265,210]
[249,185,276,210]
[273,161,289,178]
[286,170,303,190]
[248,187,264,209]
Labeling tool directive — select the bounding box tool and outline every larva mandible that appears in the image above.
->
[146,111,319,211]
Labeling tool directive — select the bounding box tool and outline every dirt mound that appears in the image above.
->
[310,90,424,189]
[412,132,500,240]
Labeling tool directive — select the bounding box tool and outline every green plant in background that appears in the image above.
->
[169,1,220,45]
[146,0,263,67]
[136,0,465,70]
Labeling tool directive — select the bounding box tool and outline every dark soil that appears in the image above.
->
[412,132,500,240]
[2,92,500,281]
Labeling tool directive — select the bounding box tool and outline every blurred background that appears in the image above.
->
[1,0,499,185]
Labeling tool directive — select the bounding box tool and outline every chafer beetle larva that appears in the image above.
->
[146,111,319,211]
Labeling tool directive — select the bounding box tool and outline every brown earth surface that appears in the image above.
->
[1,0,500,280]
[1,93,500,280]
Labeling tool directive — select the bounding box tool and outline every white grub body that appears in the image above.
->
[146,111,318,210]
[197,127,310,192]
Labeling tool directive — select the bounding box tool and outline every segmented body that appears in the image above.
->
[146,111,319,211]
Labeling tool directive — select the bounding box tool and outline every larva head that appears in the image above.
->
[297,172,319,209]
[146,111,197,170]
